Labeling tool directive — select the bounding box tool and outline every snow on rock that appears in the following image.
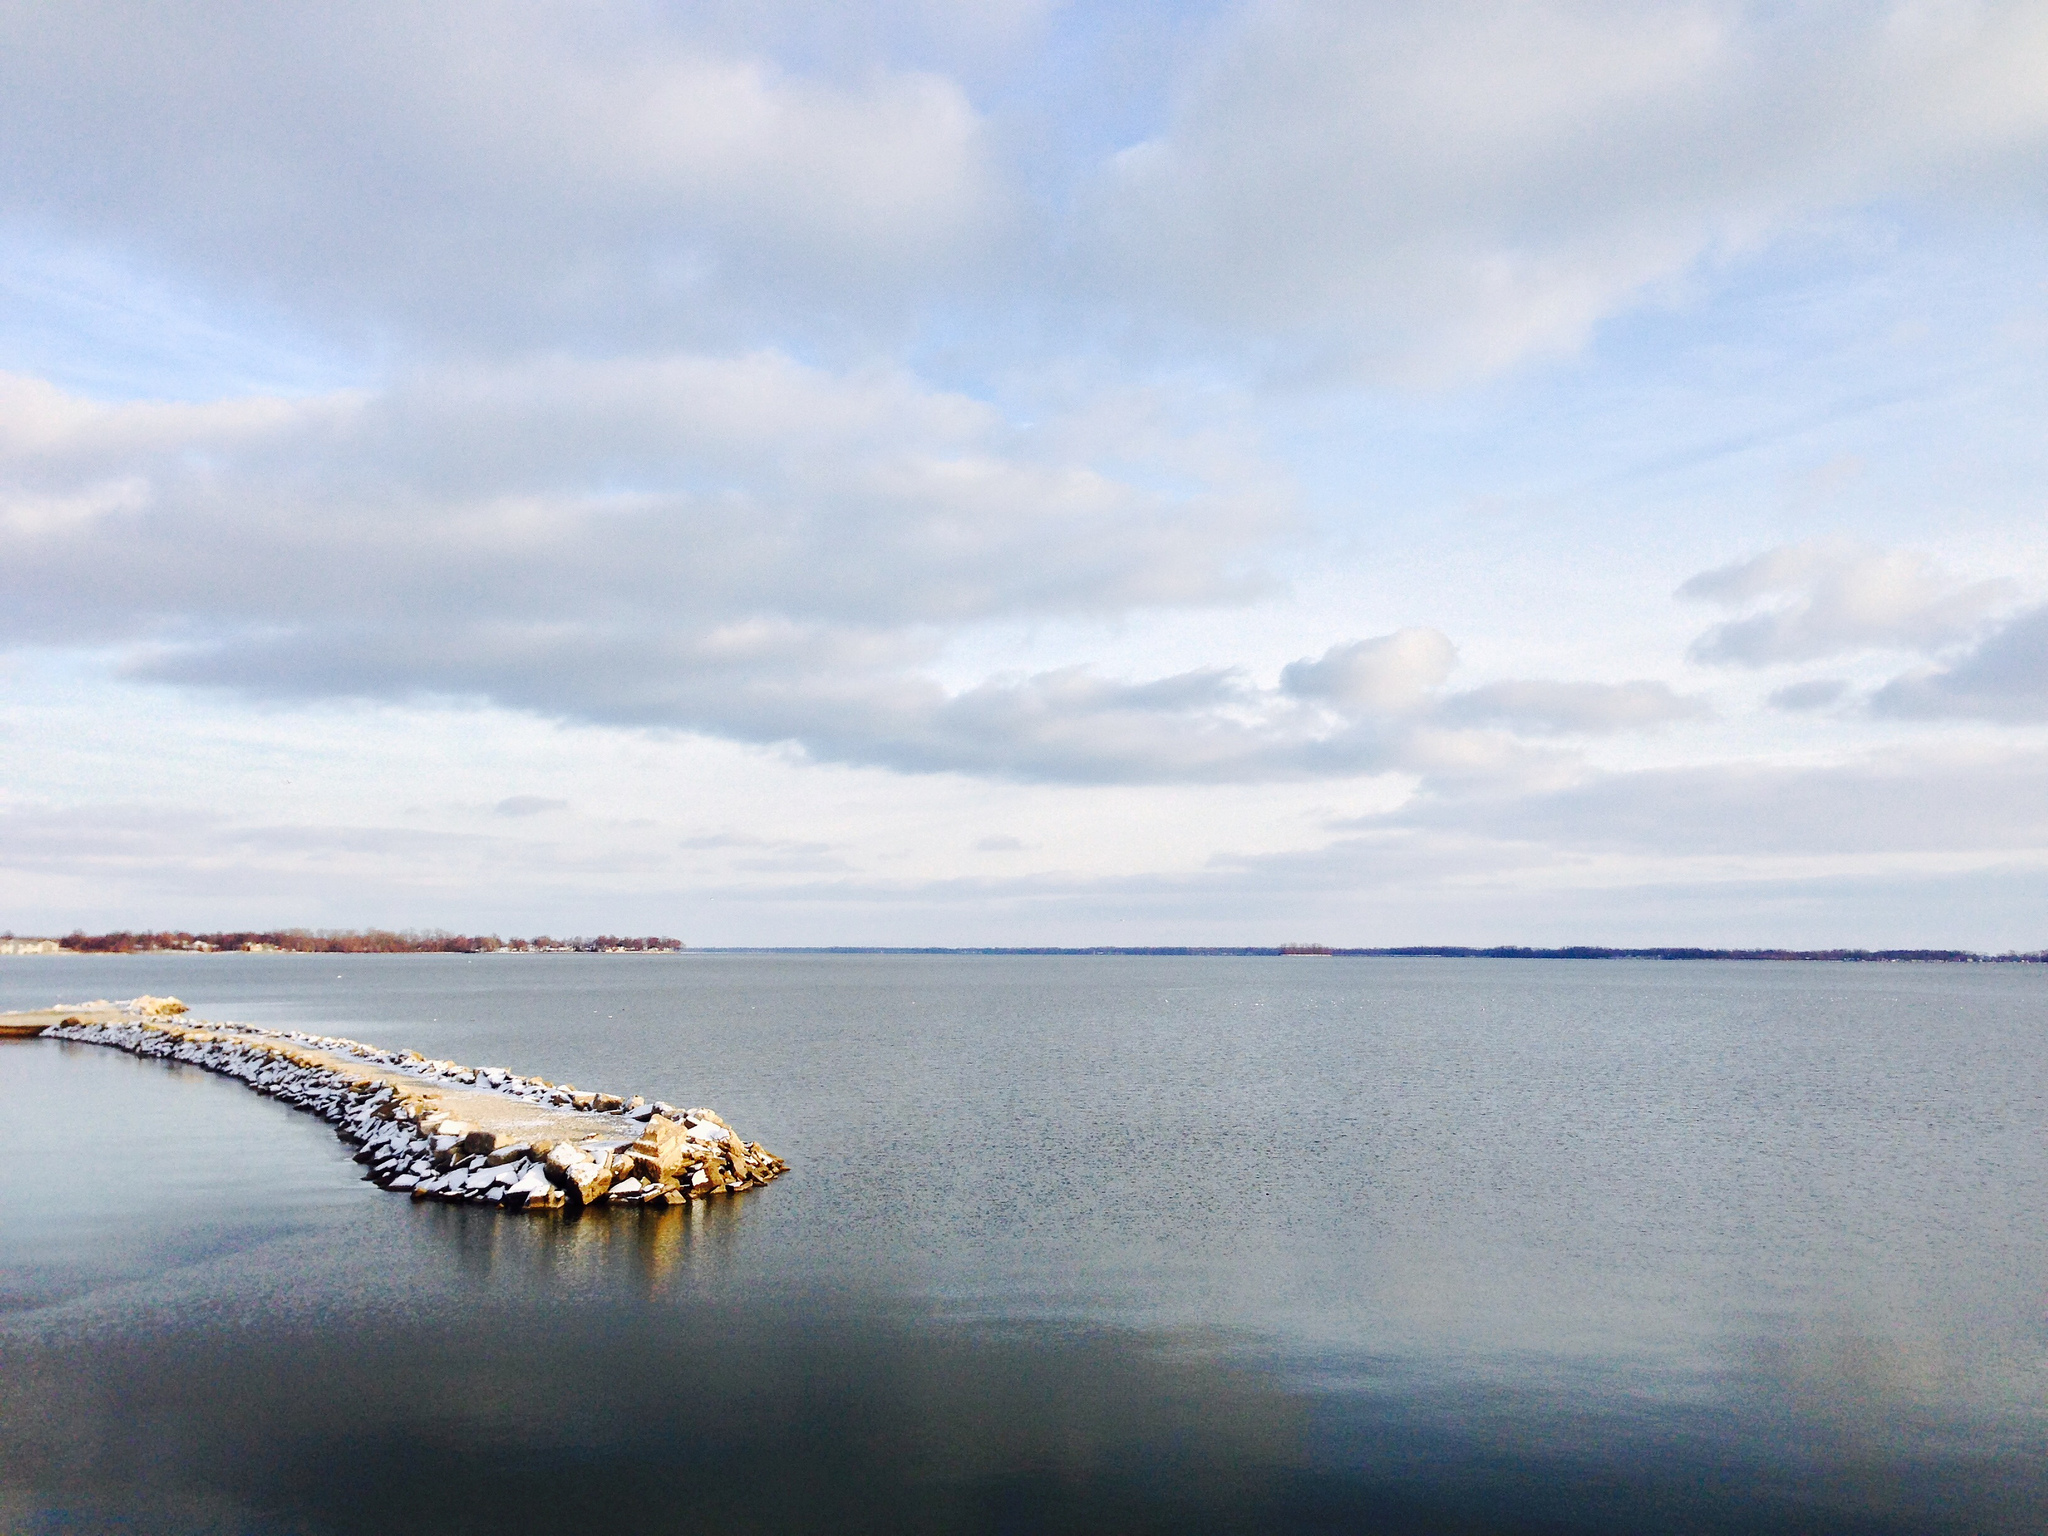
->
[37,998,788,1214]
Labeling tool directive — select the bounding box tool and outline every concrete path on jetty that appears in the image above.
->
[2,997,786,1210]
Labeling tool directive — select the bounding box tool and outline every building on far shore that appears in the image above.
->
[0,938,65,955]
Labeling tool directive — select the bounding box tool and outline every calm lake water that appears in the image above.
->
[3,953,2044,1533]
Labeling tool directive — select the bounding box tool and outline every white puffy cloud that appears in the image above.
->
[1093,0,2048,377]
[1681,541,2016,666]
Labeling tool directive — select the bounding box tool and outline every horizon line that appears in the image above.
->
[8,933,2043,963]
[687,945,2044,962]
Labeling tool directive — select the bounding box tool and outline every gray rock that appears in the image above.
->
[504,1165,553,1205]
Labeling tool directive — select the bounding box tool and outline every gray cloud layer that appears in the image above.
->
[13,773,2046,947]
[0,3,1000,353]
[1437,679,1709,735]
[1873,604,2048,722]
[1682,541,2016,666]
[1674,542,2047,723]
[1398,750,2048,858]
[0,367,1705,783]
[1093,0,2048,376]
[3,3,2044,375]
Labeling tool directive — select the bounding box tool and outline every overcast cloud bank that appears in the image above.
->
[1,365,1725,784]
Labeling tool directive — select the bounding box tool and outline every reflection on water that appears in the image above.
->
[418,1186,756,1296]
[4,954,2047,1531]
[5,1220,2039,1535]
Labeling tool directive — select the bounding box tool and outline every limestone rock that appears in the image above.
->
[629,1114,699,1179]
[566,1161,613,1206]
[544,1143,614,1205]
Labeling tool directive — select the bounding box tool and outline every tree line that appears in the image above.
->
[41,929,683,954]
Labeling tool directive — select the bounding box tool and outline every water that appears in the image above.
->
[3,953,2044,1532]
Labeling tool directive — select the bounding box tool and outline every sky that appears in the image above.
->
[2,0,2046,947]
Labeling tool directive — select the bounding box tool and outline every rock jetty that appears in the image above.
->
[14,996,786,1210]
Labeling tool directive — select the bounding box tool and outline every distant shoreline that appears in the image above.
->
[7,938,2041,963]
[0,929,681,956]
[688,945,2046,962]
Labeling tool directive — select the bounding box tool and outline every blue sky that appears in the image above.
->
[2,1,2046,945]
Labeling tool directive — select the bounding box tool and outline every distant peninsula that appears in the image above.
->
[2,929,683,955]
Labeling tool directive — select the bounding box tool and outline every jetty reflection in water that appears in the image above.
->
[3,953,2047,1533]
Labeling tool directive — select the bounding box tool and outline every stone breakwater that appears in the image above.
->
[28,997,787,1210]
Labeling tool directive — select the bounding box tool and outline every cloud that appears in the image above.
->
[1871,603,2048,722]
[0,359,1322,784]
[1282,641,1709,739]
[674,831,849,871]
[1681,541,2016,666]
[5,3,2045,381]
[1396,750,2048,858]
[1,364,1691,785]
[1279,630,1456,711]
[1437,679,1708,735]
[1768,679,1848,712]
[0,359,1274,646]
[1092,0,2048,378]
[494,796,567,818]
[1172,835,2048,950]
[976,835,1025,852]
[0,4,1000,352]
[731,846,852,874]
